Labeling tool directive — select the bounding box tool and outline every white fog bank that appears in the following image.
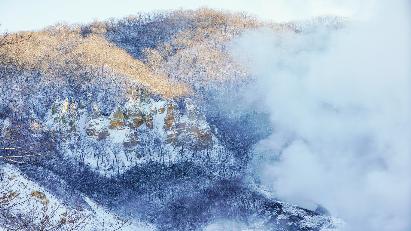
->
[231,1,411,231]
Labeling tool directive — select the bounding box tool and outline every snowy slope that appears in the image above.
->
[0,9,345,231]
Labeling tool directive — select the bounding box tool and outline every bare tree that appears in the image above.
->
[0,24,31,48]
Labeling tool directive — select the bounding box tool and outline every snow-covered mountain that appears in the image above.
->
[0,9,343,230]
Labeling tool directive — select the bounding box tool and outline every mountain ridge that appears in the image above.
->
[0,8,344,231]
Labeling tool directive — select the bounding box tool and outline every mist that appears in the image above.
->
[230,1,411,231]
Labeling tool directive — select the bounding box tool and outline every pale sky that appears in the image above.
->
[0,0,368,32]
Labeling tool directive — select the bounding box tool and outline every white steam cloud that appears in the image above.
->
[231,1,411,231]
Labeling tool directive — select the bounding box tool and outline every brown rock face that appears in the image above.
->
[109,120,125,129]
[145,115,154,129]
[86,128,109,140]
[30,191,49,205]
[109,109,126,129]
[164,104,175,130]
[132,114,144,128]
[158,107,165,114]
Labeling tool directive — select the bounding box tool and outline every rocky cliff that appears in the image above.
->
[0,9,343,231]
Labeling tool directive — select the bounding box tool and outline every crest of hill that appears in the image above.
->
[1,8,262,98]
[102,8,264,57]
[0,9,343,97]
[0,24,190,98]
[102,8,283,88]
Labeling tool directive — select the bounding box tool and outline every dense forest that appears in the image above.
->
[0,9,342,231]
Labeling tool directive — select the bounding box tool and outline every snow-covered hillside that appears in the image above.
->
[0,9,344,231]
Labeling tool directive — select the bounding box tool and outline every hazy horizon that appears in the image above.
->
[0,0,369,32]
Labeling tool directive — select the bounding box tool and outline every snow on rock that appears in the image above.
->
[42,96,235,177]
[0,164,156,230]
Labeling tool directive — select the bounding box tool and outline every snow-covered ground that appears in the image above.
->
[0,164,156,230]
